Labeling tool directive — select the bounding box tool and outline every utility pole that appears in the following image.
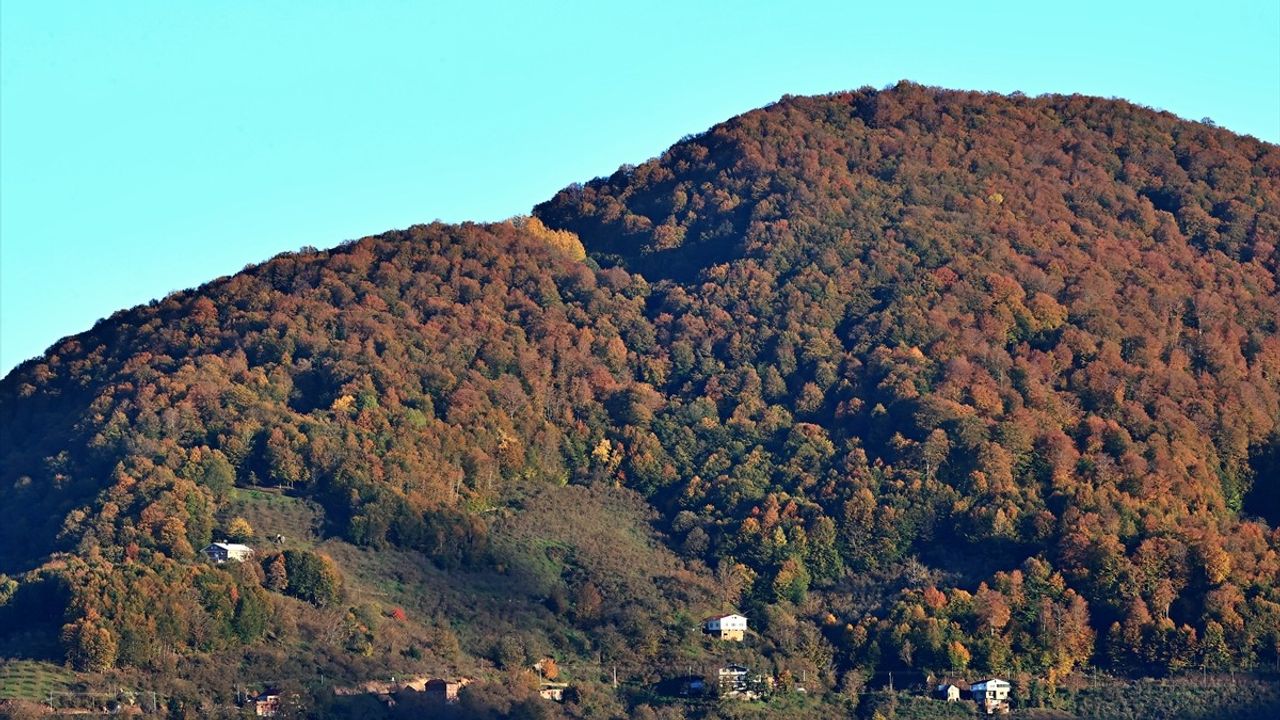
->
[612,665,618,688]
[888,671,893,693]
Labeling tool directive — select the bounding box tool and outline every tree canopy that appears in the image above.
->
[2,83,1279,716]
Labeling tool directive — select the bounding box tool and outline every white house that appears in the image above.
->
[970,678,1011,714]
[203,542,254,563]
[717,664,752,697]
[703,613,748,641]
[538,681,569,702]
[935,683,962,701]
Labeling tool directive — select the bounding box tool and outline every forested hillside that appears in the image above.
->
[2,83,1279,718]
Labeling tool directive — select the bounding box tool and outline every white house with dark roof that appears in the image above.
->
[703,613,748,641]
[970,678,1011,714]
[717,664,752,696]
[203,542,254,563]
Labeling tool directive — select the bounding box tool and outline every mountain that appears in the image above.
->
[2,82,1279,718]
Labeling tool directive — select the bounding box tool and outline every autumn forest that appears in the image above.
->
[2,83,1279,719]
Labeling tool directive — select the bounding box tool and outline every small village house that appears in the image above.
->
[203,541,254,563]
[970,678,1011,714]
[703,613,748,641]
[935,683,962,701]
[423,678,469,704]
[538,681,570,702]
[717,664,749,691]
[252,691,280,717]
[717,664,757,698]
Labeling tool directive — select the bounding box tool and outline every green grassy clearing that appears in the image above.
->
[0,660,74,701]
[220,487,324,550]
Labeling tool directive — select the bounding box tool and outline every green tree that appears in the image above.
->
[281,550,343,606]
[197,451,236,500]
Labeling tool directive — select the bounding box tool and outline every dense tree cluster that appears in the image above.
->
[536,82,1280,676]
[1,83,1279,713]
[0,220,655,670]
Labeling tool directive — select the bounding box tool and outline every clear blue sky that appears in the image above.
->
[2,1,1277,375]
